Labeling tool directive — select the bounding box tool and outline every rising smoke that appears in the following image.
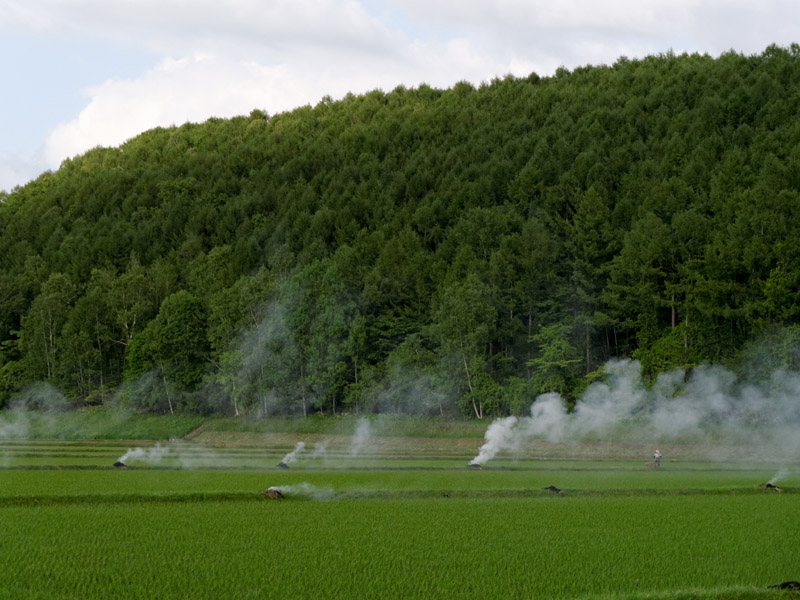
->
[0,382,69,442]
[118,444,170,465]
[279,441,306,465]
[0,410,30,440]
[471,359,800,466]
[309,442,328,460]
[116,441,219,468]
[225,300,297,417]
[768,468,790,485]
[350,418,372,456]
[469,416,519,466]
[267,482,335,500]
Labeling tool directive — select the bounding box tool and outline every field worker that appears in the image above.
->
[653,449,662,469]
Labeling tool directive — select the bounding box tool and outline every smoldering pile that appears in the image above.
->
[114,444,170,468]
[760,468,791,492]
[768,581,800,591]
[262,482,333,500]
[543,485,564,494]
[760,482,784,492]
[277,442,305,469]
[259,487,285,499]
[111,442,220,469]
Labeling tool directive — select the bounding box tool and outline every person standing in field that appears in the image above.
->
[653,449,662,469]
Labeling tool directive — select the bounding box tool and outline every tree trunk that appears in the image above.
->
[42,330,52,379]
[95,316,105,387]
[585,325,591,375]
[160,365,174,415]
[232,383,240,417]
[300,364,307,417]
[461,349,482,419]
[683,313,689,349]
[671,294,676,329]
[353,358,359,415]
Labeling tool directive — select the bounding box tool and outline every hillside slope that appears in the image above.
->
[2,45,800,416]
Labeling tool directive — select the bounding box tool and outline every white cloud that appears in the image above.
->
[0,0,398,58]
[40,35,491,169]
[389,0,800,78]
[43,55,307,167]
[41,30,503,169]
[3,0,800,189]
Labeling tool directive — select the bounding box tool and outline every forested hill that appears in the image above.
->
[3,46,800,418]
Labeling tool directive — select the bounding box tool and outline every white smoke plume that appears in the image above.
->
[0,410,30,440]
[768,468,790,485]
[0,411,30,466]
[225,301,294,418]
[471,358,800,466]
[469,416,519,466]
[268,482,334,500]
[280,441,306,465]
[309,442,328,460]
[368,363,450,415]
[118,443,171,464]
[0,382,68,443]
[172,441,221,469]
[116,441,218,467]
[350,418,372,456]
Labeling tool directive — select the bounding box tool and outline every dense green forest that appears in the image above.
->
[3,45,800,418]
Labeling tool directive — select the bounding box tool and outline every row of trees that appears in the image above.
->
[3,45,800,416]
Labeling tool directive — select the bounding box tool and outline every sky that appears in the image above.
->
[1,0,799,193]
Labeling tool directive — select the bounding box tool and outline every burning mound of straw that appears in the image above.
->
[260,488,285,499]
[769,581,800,591]
[760,482,784,493]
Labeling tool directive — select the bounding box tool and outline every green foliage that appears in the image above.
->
[4,46,800,413]
[729,325,800,383]
[123,291,208,413]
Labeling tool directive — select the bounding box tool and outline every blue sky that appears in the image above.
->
[0,32,154,155]
[2,0,799,193]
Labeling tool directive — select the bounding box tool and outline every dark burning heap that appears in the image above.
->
[467,462,481,469]
[543,485,564,494]
[260,488,285,499]
[113,461,127,469]
[760,482,784,492]
[769,581,800,591]
[277,462,289,469]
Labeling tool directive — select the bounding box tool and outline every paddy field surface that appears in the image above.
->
[1,413,798,599]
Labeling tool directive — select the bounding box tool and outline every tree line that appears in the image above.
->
[2,45,800,417]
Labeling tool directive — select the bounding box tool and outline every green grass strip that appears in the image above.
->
[0,485,791,507]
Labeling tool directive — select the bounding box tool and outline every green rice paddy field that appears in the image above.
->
[1,415,799,599]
